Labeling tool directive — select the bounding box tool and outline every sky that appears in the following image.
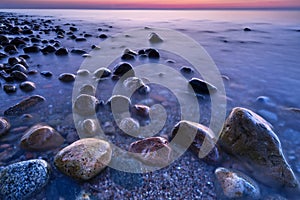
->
[0,0,300,9]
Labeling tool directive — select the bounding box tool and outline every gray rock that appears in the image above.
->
[215,167,260,199]
[73,94,99,116]
[219,107,299,191]
[54,138,112,180]
[0,159,50,200]
[0,117,10,137]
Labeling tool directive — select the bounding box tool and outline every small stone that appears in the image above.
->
[107,95,131,114]
[11,70,28,81]
[3,84,17,94]
[71,49,87,55]
[41,45,56,54]
[80,119,98,135]
[55,48,68,56]
[8,57,21,66]
[77,69,90,76]
[23,46,40,53]
[129,137,172,166]
[146,48,160,59]
[215,167,260,200]
[69,27,78,32]
[80,84,95,95]
[10,38,26,47]
[123,77,145,91]
[121,53,135,61]
[75,38,87,42]
[189,78,217,94]
[0,35,9,45]
[255,96,275,107]
[58,73,76,82]
[244,27,252,32]
[4,45,18,54]
[40,71,53,77]
[131,104,150,118]
[74,94,99,116]
[0,117,10,137]
[112,62,135,77]
[180,66,194,74]
[0,52,7,59]
[12,64,28,74]
[20,124,64,151]
[20,81,36,92]
[149,32,163,43]
[172,120,220,164]
[93,68,111,79]
[0,159,50,199]
[219,107,300,191]
[103,122,115,135]
[4,95,45,116]
[84,33,92,38]
[54,138,112,180]
[119,117,140,136]
[99,34,108,39]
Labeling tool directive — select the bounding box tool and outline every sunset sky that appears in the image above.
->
[1,0,300,9]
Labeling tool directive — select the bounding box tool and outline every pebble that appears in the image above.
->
[41,45,56,54]
[99,34,108,39]
[80,119,98,135]
[4,44,18,54]
[55,47,68,55]
[93,67,111,79]
[172,120,220,164]
[0,35,9,45]
[112,62,135,77]
[180,66,194,74]
[121,53,135,61]
[77,69,90,76]
[10,38,26,47]
[58,73,76,82]
[215,167,260,199]
[40,71,53,77]
[11,70,28,81]
[188,78,217,94]
[12,64,28,74]
[3,84,17,93]
[146,48,160,59]
[75,37,87,42]
[255,96,275,107]
[119,117,140,136]
[149,32,163,43]
[244,27,252,32]
[107,95,131,114]
[20,124,64,151]
[123,77,145,92]
[0,117,10,137]
[73,94,99,116]
[131,104,150,118]
[0,159,50,199]
[23,46,40,53]
[71,49,87,55]
[70,26,78,32]
[129,137,172,167]
[80,84,96,95]
[20,81,36,92]
[219,107,300,190]
[54,138,112,180]
[4,95,45,116]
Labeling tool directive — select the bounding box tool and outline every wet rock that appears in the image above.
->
[12,64,28,74]
[75,37,87,42]
[215,167,260,200]
[77,69,90,76]
[123,77,144,91]
[0,159,50,200]
[146,48,160,59]
[138,84,150,95]
[4,95,45,116]
[80,84,95,95]
[19,54,30,60]
[0,52,7,59]
[112,62,135,77]
[129,137,172,166]
[84,33,92,38]
[219,107,300,190]
[23,46,40,53]
[80,119,98,135]
[54,138,112,180]
[131,104,150,118]
[99,34,108,39]
[11,70,28,81]
[180,66,194,74]
[244,28,252,32]
[71,49,87,55]
[31,37,40,43]
[3,84,17,94]
[149,32,163,43]
[0,117,10,137]
[10,38,26,47]
[172,120,220,164]
[189,78,217,94]
[41,45,56,54]
[8,57,21,66]
[55,48,68,56]
[20,124,64,151]
[0,35,9,45]
[74,94,99,116]
[0,70,13,82]
[255,96,275,107]
[107,95,131,114]
[40,71,53,77]
[119,117,140,136]
[58,73,76,82]
[121,53,135,61]
[20,81,36,92]
[4,45,18,54]
[69,27,78,32]
[93,68,111,79]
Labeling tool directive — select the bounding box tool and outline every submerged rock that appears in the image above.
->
[23,46,40,53]
[93,67,111,79]
[4,95,45,116]
[58,73,76,82]
[146,48,160,59]
[0,159,50,199]
[54,138,112,180]
[112,62,135,77]
[3,84,17,94]
[219,107,299,191]
[189,78,217,95]
[0,117,10,137]
[55,48,68,55]
[129,137,172,167]
[20,81,36,92]
[215,167,260,200]
[171,120,220,164]
[73,94,99,116]
[131,104,150,118]
[40,71,53,77]
[20,124,64,151]
[149,32,163,43]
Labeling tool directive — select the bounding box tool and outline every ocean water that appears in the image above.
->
[0,9,300,199]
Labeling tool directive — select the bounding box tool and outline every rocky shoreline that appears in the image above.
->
[0,11,300,200]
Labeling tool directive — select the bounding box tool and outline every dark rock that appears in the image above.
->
[71,49,87,55]
[31,37,40,43]
[20,124,64,151]
[172,120,220,164]
[84,33,92,37]
[8,57,21,66]
[0,52,8,59]
[12,64,28,74]
[55,48,68,56]
[10,26,22,34]
[40,71,53,77]
[99,34,108,39]
[131,104,150,118]
[23,46,40,53]
[69,35,76,40]
[20,81,36,92]
[129,137,172,167]
[19,54,30,59]
[93,68,111,79]
[244,28,252,32]
[0,71,14,82]
[146,48,160,59]
[4,95,45,116]
[11,71,28,81]
[22,29,33,35]
[138,85,150,95]
[219,107,300,191]
[0,159,50,199]
[28,69,38,75]
[3,84,17,94]
[180,66,194,74]
[75,37,86,42]
[112,62,135,77]
[121,53,135,61]
[10,38,26,47]
[41,45,56,54]
[0,35,9,45]
[69,27,78,32]
[58,73,76,82]
[138,49,145,55]
[188,78,217,95]
[4,45,18,54]
[0,117,10,137]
